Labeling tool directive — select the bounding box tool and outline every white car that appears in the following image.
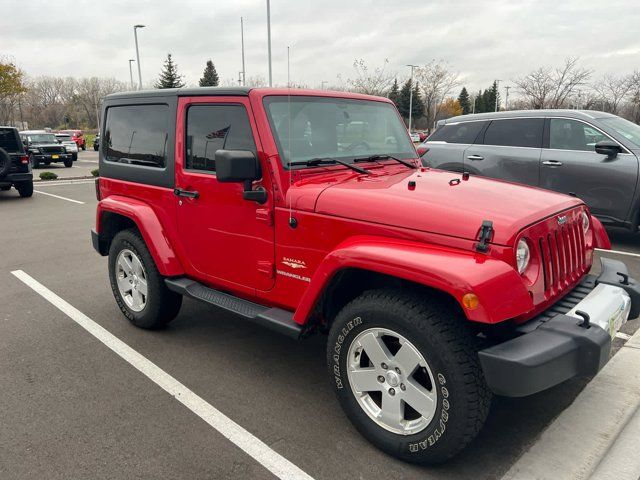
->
[55,133,78,160]
[409,131,421,143]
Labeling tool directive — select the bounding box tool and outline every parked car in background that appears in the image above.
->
[20,130,74,168]
[409,131,420,142]
[0,126,33,197]
[93,133,100,151]
[421,110,640,231]
[55,133,78,161]
[59,129,86,150]
[418,131,428,142]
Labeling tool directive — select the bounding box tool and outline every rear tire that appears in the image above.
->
[108,229,182,329]
[327,289,491,465]
[16,181,33,198]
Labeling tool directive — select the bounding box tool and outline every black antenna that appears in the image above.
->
[287,46,296,228]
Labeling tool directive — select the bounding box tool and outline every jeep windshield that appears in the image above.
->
[263,96,416,168]
[28,134,57,143]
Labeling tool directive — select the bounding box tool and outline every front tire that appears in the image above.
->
[327,289,491,464]
[15,181,33,198]
[64,158,73,167]
[108,229,182,329]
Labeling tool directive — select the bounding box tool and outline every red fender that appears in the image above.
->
[293,236,532,325]
[591,216,611,250]
[96,196,184,276]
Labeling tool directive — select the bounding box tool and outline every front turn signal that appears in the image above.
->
[462,293,479,310]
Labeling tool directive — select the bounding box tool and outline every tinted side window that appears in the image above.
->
[427,121,485,144]
[0,129,21,152]
[549,119,609,152]
[104,104,169,168]
[483,118,543,148]
[186,104,256,172]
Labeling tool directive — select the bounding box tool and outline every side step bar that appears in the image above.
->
[165,278,302,338]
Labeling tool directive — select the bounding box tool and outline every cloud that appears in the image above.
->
[2,0,640,93]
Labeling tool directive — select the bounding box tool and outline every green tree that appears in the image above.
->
[457,87,471,114]
[397,79,425,121]
[0,60,27,99]
[199,59,219,87]
[411,81,425,119]
[155,53,185,89]
[474,90,485,113]
[388,78,400,107]
[398,79,412,118]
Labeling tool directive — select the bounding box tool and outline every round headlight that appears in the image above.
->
[516,238,530,274]
[581,211,590,234]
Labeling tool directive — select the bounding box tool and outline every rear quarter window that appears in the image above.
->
[427,121,486,144]
[482,118,544,148]
[104,104,169,168]
[0,128,21,152]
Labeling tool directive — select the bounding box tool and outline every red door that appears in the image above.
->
[175,96,275,292]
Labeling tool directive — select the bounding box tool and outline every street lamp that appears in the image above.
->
[133,24,145,90]
[406,64,418,133]
[240,17,246,86]
[128,59,136,90]
[266,0,272,86]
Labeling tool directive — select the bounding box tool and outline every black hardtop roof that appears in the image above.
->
[105,86,252,100]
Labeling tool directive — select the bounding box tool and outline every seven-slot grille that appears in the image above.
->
[536,212,587,296]
[40,146,64,154]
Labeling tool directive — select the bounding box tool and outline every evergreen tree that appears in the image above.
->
[388,78,400,107]
[411,81,425,119]
[155,53,185,89]
[199,59,220,87]
[398,79,412,118]
[474,90,485,113]
[458,87,471,115]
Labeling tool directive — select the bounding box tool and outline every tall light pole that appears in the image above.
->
[494,79,502,112]
[407,64,418,132]
[133,24,145,90]
[128,59,136,90]
[266,0,272,86]
[240,17,246,86]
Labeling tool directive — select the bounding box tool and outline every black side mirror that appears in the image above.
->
[595,140,622,158]
[215,150,267,204]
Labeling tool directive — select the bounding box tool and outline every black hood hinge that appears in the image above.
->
[475,220,494,253]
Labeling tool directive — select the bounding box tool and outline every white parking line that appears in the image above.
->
[615,332,632,341]
[34,190,85,204]
[596,248,640,259]
[10,270,314,480]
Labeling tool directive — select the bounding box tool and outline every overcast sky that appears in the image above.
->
[2,0,640,94]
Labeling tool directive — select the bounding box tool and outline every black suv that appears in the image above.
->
[0,126,33,197]
[19,130,74,168]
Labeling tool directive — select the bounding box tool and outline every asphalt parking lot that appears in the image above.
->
[1,170,639,479]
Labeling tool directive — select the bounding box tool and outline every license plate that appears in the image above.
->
[567,284,631,339]
[52,155,59,159]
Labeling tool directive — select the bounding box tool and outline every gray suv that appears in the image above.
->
[421,110,640,230]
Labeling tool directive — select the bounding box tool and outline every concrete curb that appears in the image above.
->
[502,326,640,480]
[34,175,95,183]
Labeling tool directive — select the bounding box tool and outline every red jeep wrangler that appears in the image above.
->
[92,87,637,464]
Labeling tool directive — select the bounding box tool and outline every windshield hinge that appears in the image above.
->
[475,220,494,253]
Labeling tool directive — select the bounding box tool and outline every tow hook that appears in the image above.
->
[575,310,591,329]
[617,272,630,285]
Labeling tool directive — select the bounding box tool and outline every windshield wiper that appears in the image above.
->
[289,157,371,174]
[354,154,417,169]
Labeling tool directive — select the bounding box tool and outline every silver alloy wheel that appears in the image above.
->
[116,249,148,312]
[347,327,438,435]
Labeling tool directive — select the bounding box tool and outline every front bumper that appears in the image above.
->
[34,153,72,161]
[479,257,636,397]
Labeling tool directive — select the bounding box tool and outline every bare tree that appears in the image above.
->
[627,71,640,123]
[514,57,591,109]
[414,60,460,131]
[592,74,633,114]
[75,77,126,128]
[345,59,395,96]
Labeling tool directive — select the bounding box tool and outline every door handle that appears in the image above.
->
[466,154,484,161]
[174,188,199,199]
[542,160,563,167]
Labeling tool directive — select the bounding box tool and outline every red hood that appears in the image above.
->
[290,167,583,245]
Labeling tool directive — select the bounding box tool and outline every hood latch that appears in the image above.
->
[475,220,494,253]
